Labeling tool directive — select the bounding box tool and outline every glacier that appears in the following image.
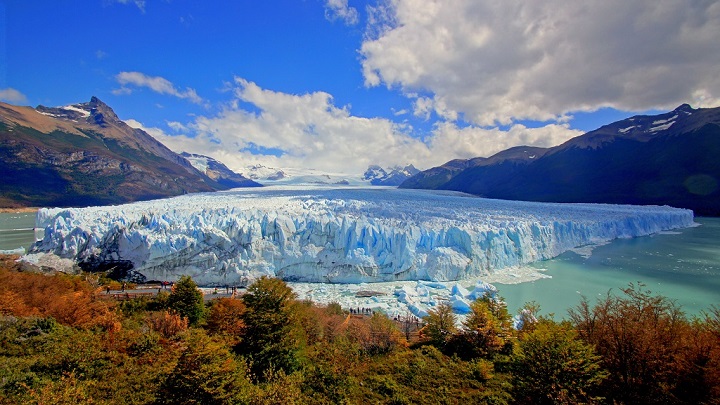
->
[27,186,695,286]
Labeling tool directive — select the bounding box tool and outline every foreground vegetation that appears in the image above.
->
[0,255,718,404]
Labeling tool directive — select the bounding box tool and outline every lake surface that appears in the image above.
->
[1,211,717,317]
[0,212,38,253]
[498,217,720,317]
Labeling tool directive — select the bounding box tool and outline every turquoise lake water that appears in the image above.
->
[1,212,717,317]
[499,217,720,317]
[0,212,38,253]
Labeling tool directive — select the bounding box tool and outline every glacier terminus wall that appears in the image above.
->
[27,187,695,285]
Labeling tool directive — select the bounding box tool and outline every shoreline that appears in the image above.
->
[0,207,39,214]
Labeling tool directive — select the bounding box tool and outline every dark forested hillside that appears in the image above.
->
[401,105,720,216]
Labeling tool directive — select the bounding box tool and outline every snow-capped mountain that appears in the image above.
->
[363,164,421,186]
[0,97,225,208]
[242,165,366,186]
[241,164,287,181]
[28,187,693,285]
[180,153,261,189]
[402,104,720,215]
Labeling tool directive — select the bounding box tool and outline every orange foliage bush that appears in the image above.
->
[570,284,720,404]
[148,310,189,339]
[0,258,120,331]
[345,313,407,355]
[322,313,350,342]
[206,297,246,339]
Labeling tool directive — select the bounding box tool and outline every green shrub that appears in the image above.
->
[511,319,607,404]
[167,276,205,326]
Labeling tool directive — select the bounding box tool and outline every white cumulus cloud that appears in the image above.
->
[188,77,430,173]
[130,78,581,174]
[114,71,204,104]
[427,122,582,161]
[0,88,28,104]
[325,0,359,25]
[361,0,720,126]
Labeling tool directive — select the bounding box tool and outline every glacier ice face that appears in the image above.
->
[29,186,695,285]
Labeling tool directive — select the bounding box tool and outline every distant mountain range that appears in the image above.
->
[5,97,717,215]
[0,97,258,208]
[180,152,261,189]
[400,104,720,216]
[241,164,287,181]
[364,164,420,186]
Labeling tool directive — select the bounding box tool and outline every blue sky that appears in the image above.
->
[1,0,719,173]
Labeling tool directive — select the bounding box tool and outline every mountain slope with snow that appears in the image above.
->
[241,164,287,181]
[0,97,227,208]
[27,187,694,285]
[180,152,261,189]
[402,104,720,215]
[364,164,420,186]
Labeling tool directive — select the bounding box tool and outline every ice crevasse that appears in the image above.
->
[27,187,695,285]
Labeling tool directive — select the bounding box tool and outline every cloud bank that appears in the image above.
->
[361,0,720,126]
[142,78,580,173]
[124,1,720,175]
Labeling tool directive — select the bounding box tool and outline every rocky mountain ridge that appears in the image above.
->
[0,97,256,208]
[180,152,261,189]
[400,104,720,216]
[363,164,420,186]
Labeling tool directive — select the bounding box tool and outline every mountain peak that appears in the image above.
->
[34,96,120,127]
[674,103,694,113]
[364,164,420,186]
[85,96,120,126]
[87,96,113,113]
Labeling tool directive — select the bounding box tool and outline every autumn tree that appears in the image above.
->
[158,329,253,404]
[515,301,541,335]
[511,318,607,404]
[0,263,119,331]
[422,301,457,349]
[28,371,96,405]
[237,276,305,381]
[148,310,189,340]
[701,306,720,400]
[569,283,709,404]
[448,294,514,360]
[365,312,406,355]
[677,312,720,404]
[206,297,246,341]
[167,275,205,326]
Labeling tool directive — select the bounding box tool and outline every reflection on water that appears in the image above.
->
[1,212,718,317]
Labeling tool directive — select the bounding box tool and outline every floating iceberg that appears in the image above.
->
[28,186,694,285]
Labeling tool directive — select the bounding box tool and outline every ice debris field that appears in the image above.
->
[26,186,694,317]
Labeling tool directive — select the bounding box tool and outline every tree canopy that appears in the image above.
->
[237,276,304,381]
[0,260,718,405]
[167,275,205,326]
